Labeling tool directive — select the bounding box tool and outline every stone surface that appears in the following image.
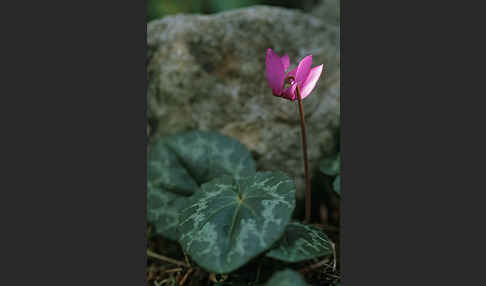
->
[147,6,340,198]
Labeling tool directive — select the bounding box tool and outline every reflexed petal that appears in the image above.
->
[300,64,323,99]
[295,55,312,83]
[281,54,290,71]
[266,48,286,95]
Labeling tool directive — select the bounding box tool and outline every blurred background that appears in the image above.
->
[147,0,320,22]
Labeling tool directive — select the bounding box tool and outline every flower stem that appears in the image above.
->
[296,85,311,223]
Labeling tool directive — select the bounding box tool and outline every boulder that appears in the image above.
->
[147,6,340,198]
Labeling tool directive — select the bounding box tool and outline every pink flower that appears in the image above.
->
[265,48,323,101]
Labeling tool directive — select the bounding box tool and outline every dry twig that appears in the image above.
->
[179,268,194,286]
[147,249,190,268]
[164,268,183,273]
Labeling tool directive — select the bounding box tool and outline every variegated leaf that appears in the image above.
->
[178,172,296,274]
[147,184,190,241]
[148,131,256,196]
[147,130,257,240]
[265,269,309,286]
[162,130,257,189]
[266,222,332,263]
[148,142,199,196]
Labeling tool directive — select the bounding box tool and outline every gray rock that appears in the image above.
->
[147,6,340,198]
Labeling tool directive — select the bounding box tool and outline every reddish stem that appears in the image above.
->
[296,85,311,223]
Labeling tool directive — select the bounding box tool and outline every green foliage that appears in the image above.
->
[266,222,332,263]
[148,142,199,196]
[147,0,197,22]
[147,0,263,22]
[320,152,341,196]
[208,0,262,13]
[178,172,296,274]
[147,129,336,283]
[146,0,307,22]
[148,130,256,196]
[147,130,256,239]
[147,183,190,240]
[319,153,340,176]
[264,269,309,286]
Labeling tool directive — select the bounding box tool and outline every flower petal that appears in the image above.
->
[265,48,286,96]
[286,66,297,78]
[281,54,290,71]
[283,82,298,101]
[295,55,312,84]
[300,64,323,99]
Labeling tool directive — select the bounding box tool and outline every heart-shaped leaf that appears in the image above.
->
[147,183,190,240]
[147,130,257,239]
[178,172,296,274]
[148,130,257,196]
[148,142,199,196]
[333,175,340,195]
[264,269,309,286]
[266,222,333,263]
[319,153,340,176]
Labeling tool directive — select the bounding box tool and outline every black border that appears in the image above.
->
[2,0,147,284]
[341,0,484,285]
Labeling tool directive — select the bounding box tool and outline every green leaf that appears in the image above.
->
[147,130,256,240]
[178,172,296,274]
[148,130,257,196]
[147,183,190,241]
[266,222,333,263]
[333,175,340,195]
[148,142,199,196]
[319,153,340,176]
[264,269,309,286]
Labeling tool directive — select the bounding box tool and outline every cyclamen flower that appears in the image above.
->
[265,48,323,101]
